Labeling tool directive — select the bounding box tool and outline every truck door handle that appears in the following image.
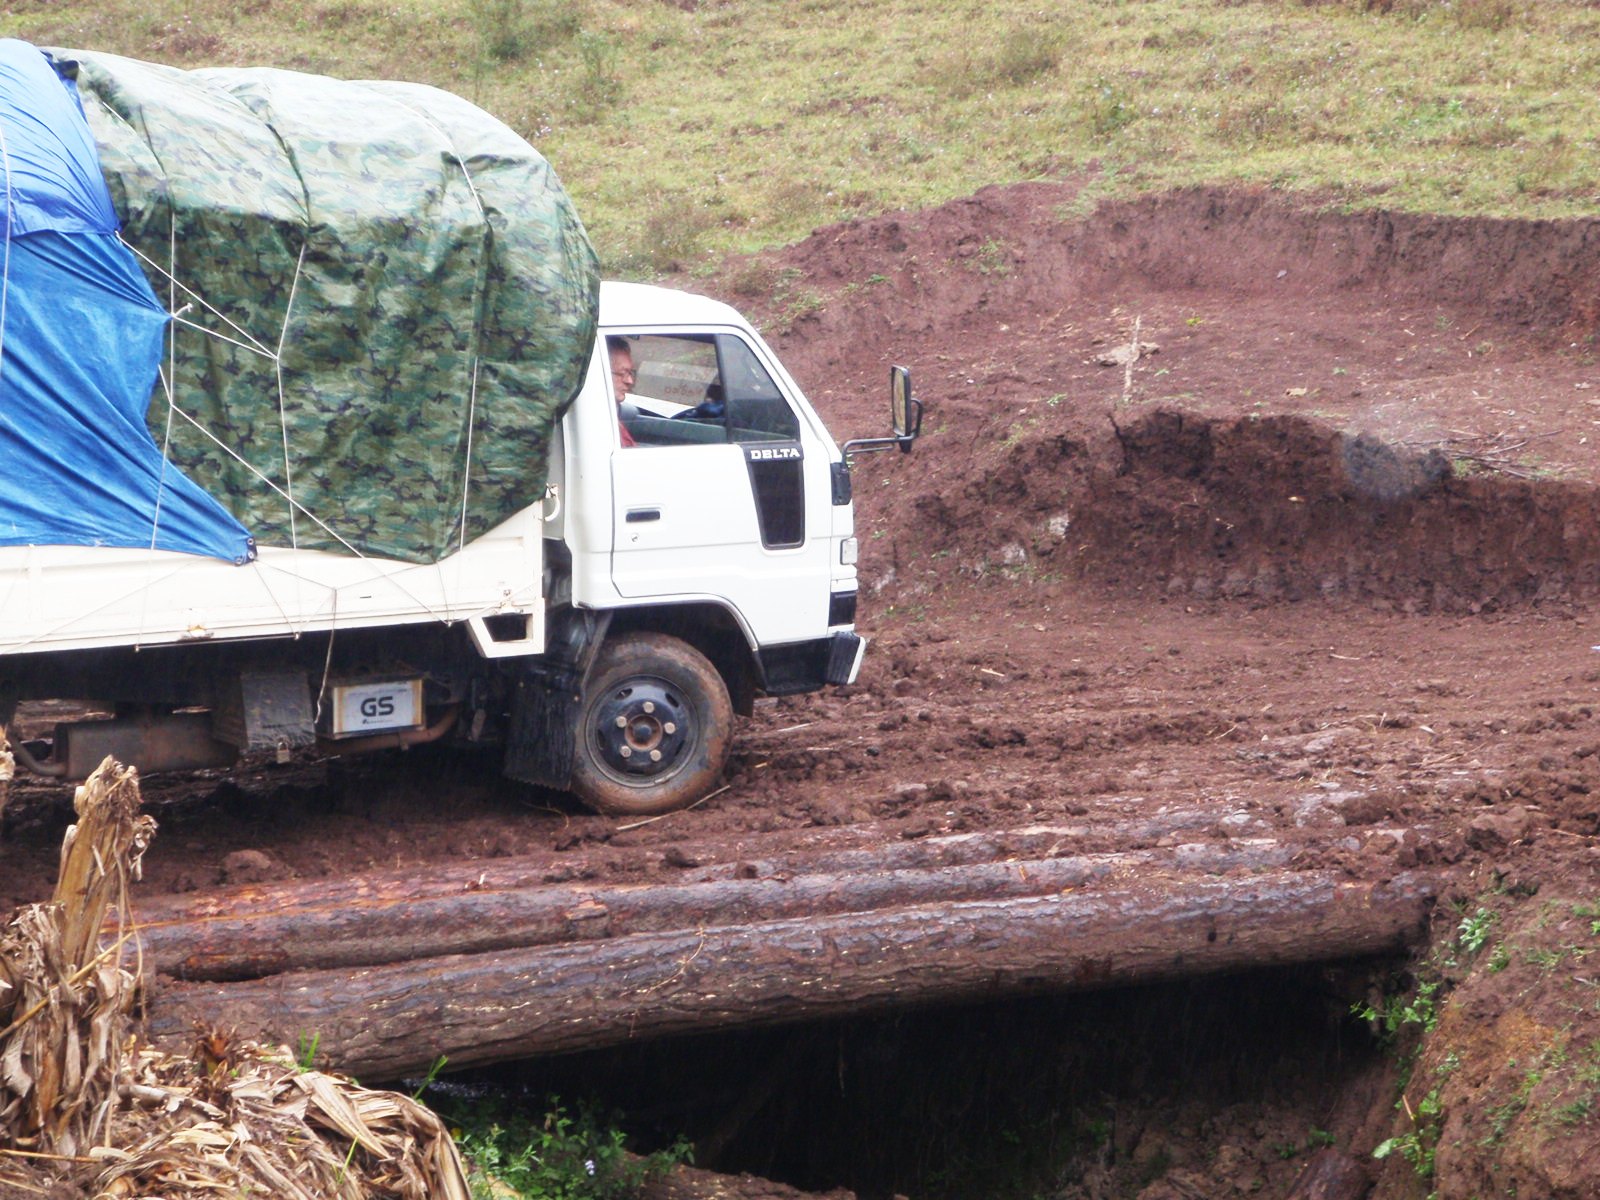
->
[625,508,661,523]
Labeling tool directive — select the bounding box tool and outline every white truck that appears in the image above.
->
[0,281,918,814]
[0,43,919,815]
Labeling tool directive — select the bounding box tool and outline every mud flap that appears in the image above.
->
[826,632,866,685]
[502,608,610,790]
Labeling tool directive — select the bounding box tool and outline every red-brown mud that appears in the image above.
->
[9,181,1600,1198]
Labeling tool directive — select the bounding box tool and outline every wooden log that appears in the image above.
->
[128,803,1307,931]
[143,870,1437,1082]
[131,841,1298,981]
[126,817,1217,920]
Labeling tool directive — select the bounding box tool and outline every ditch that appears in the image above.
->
[432,959,1400,1200]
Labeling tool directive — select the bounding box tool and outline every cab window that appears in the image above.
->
[609,332,801,450]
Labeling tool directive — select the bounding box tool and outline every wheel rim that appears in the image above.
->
[586,675,697,786]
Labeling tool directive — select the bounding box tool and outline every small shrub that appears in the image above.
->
[607,189,720,277]
[469,0,530,63]
[1084,75,1136,139]
[469,0,586,63]
[572,29,624,118]
[529,0,586,42]
[763,176,832,229]
[987,25,1062,88]
[1452,0,1526,33]
[725,258,787,301]
[940,25,1061,97]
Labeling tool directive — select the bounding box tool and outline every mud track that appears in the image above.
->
[6,182,1600,1199]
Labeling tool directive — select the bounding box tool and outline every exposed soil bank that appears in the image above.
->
[912,407,1600,613]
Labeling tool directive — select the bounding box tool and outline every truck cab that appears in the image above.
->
[532,283,868,814]
[558,284,859,678]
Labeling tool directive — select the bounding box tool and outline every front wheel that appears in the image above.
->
[570,632,734,817]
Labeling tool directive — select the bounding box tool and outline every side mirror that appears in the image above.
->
[889,365,922,451]
[841,365,924,460]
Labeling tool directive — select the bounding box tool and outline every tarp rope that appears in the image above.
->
[125,235,469,633]
[275,242,307,553]
[147,211,179,552]
[369,90,489,558]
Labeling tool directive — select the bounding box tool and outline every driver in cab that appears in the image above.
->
[609,336,638,447]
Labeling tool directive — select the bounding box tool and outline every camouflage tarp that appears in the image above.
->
[49,49,598,564]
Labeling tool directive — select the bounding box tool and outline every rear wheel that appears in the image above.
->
[570,632,733,816]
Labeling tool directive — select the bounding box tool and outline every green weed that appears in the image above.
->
[446,1097,691,1200]
[1457,906,1497,955]
[1354,979,1442,1050]
[1555,1096,1594,1126]
[757,266,825,333]
[1084,75,1136,139]
[1374,1086,1442,1181]
[1275,1127,1337,1159]
[571,29,622,120]
[1481,1060,1548,1148]
[970,238,1012,277]
[1570,899,1600,935]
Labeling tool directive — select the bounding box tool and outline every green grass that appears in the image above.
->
[10,0,1600,273]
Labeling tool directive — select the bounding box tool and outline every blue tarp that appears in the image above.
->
[0,38,252,562]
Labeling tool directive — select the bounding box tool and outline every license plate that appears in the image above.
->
[328,679,423,737]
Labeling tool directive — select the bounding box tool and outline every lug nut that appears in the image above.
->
[643,701,656,714]
[663,722,677,734]
[615,715,627,728]
[620,745,633,758]
[649,749,662,762]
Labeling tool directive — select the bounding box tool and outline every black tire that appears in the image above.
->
[570,632,733,817]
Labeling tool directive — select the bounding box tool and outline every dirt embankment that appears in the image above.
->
[8,181,1600,1198]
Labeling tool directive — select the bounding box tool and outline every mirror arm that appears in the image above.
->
[841,433,916,460]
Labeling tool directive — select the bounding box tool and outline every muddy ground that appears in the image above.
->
[8,181,1600,1199]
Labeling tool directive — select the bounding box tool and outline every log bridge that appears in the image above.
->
[126,824,1437,1081]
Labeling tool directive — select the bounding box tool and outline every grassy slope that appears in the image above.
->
[5,0,1600,273]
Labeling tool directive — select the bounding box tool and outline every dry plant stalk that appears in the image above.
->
[0,757,471,1200]
[0,728,12,840]
[0,757,152,1158]
[1404,429,1565,479]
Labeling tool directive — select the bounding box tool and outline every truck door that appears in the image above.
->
[608,331,831,645]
